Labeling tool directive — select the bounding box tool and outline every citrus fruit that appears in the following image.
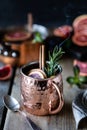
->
[4,31,31,42]
[28,69,47,79]
[72,15,87,46]
[0,65,12,80]
[53,25,72,38]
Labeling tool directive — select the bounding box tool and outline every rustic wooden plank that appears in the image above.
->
[0,80,10,126]
[0,62,11,128]
[0,62,16,129]
[3,57,83,130]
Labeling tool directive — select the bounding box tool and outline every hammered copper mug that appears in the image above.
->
[20,61,64,116]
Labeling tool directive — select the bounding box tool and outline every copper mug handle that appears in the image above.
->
[49,82,64,114]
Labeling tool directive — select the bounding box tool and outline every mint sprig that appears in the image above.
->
[32,32,43,43]
[67,65,87,88]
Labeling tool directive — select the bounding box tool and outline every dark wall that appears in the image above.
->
[0,0,87,28]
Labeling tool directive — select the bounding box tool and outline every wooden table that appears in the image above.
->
[0,62,16,129]
[1,57,86,130]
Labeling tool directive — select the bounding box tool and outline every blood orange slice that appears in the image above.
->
[53,25,72,38]
[72,15,87,46]
[72,14,87,32]
[4,31,31,42]
[0,65,12,80]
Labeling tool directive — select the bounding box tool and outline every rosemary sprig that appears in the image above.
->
[45,46,64,77]
[32,31,65,77]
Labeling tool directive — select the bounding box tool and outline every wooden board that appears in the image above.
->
[0,62,14,128]
[3,57,83,130]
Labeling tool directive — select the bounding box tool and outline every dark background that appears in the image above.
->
[0,0,87,28]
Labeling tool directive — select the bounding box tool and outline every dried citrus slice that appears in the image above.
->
[0,65,12,80]
[28,69,47,79]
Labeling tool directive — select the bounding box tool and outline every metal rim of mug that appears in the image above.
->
[20,61,62,81]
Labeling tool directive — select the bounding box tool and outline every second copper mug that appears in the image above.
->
[20,61,64,116]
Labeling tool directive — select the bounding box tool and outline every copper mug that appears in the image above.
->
[20,61,64,116]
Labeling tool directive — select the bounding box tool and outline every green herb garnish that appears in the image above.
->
[67,65,87,88]
[32,32,43,43]
[45,46,64,77]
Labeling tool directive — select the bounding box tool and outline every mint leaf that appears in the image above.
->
[73,65,80,77]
